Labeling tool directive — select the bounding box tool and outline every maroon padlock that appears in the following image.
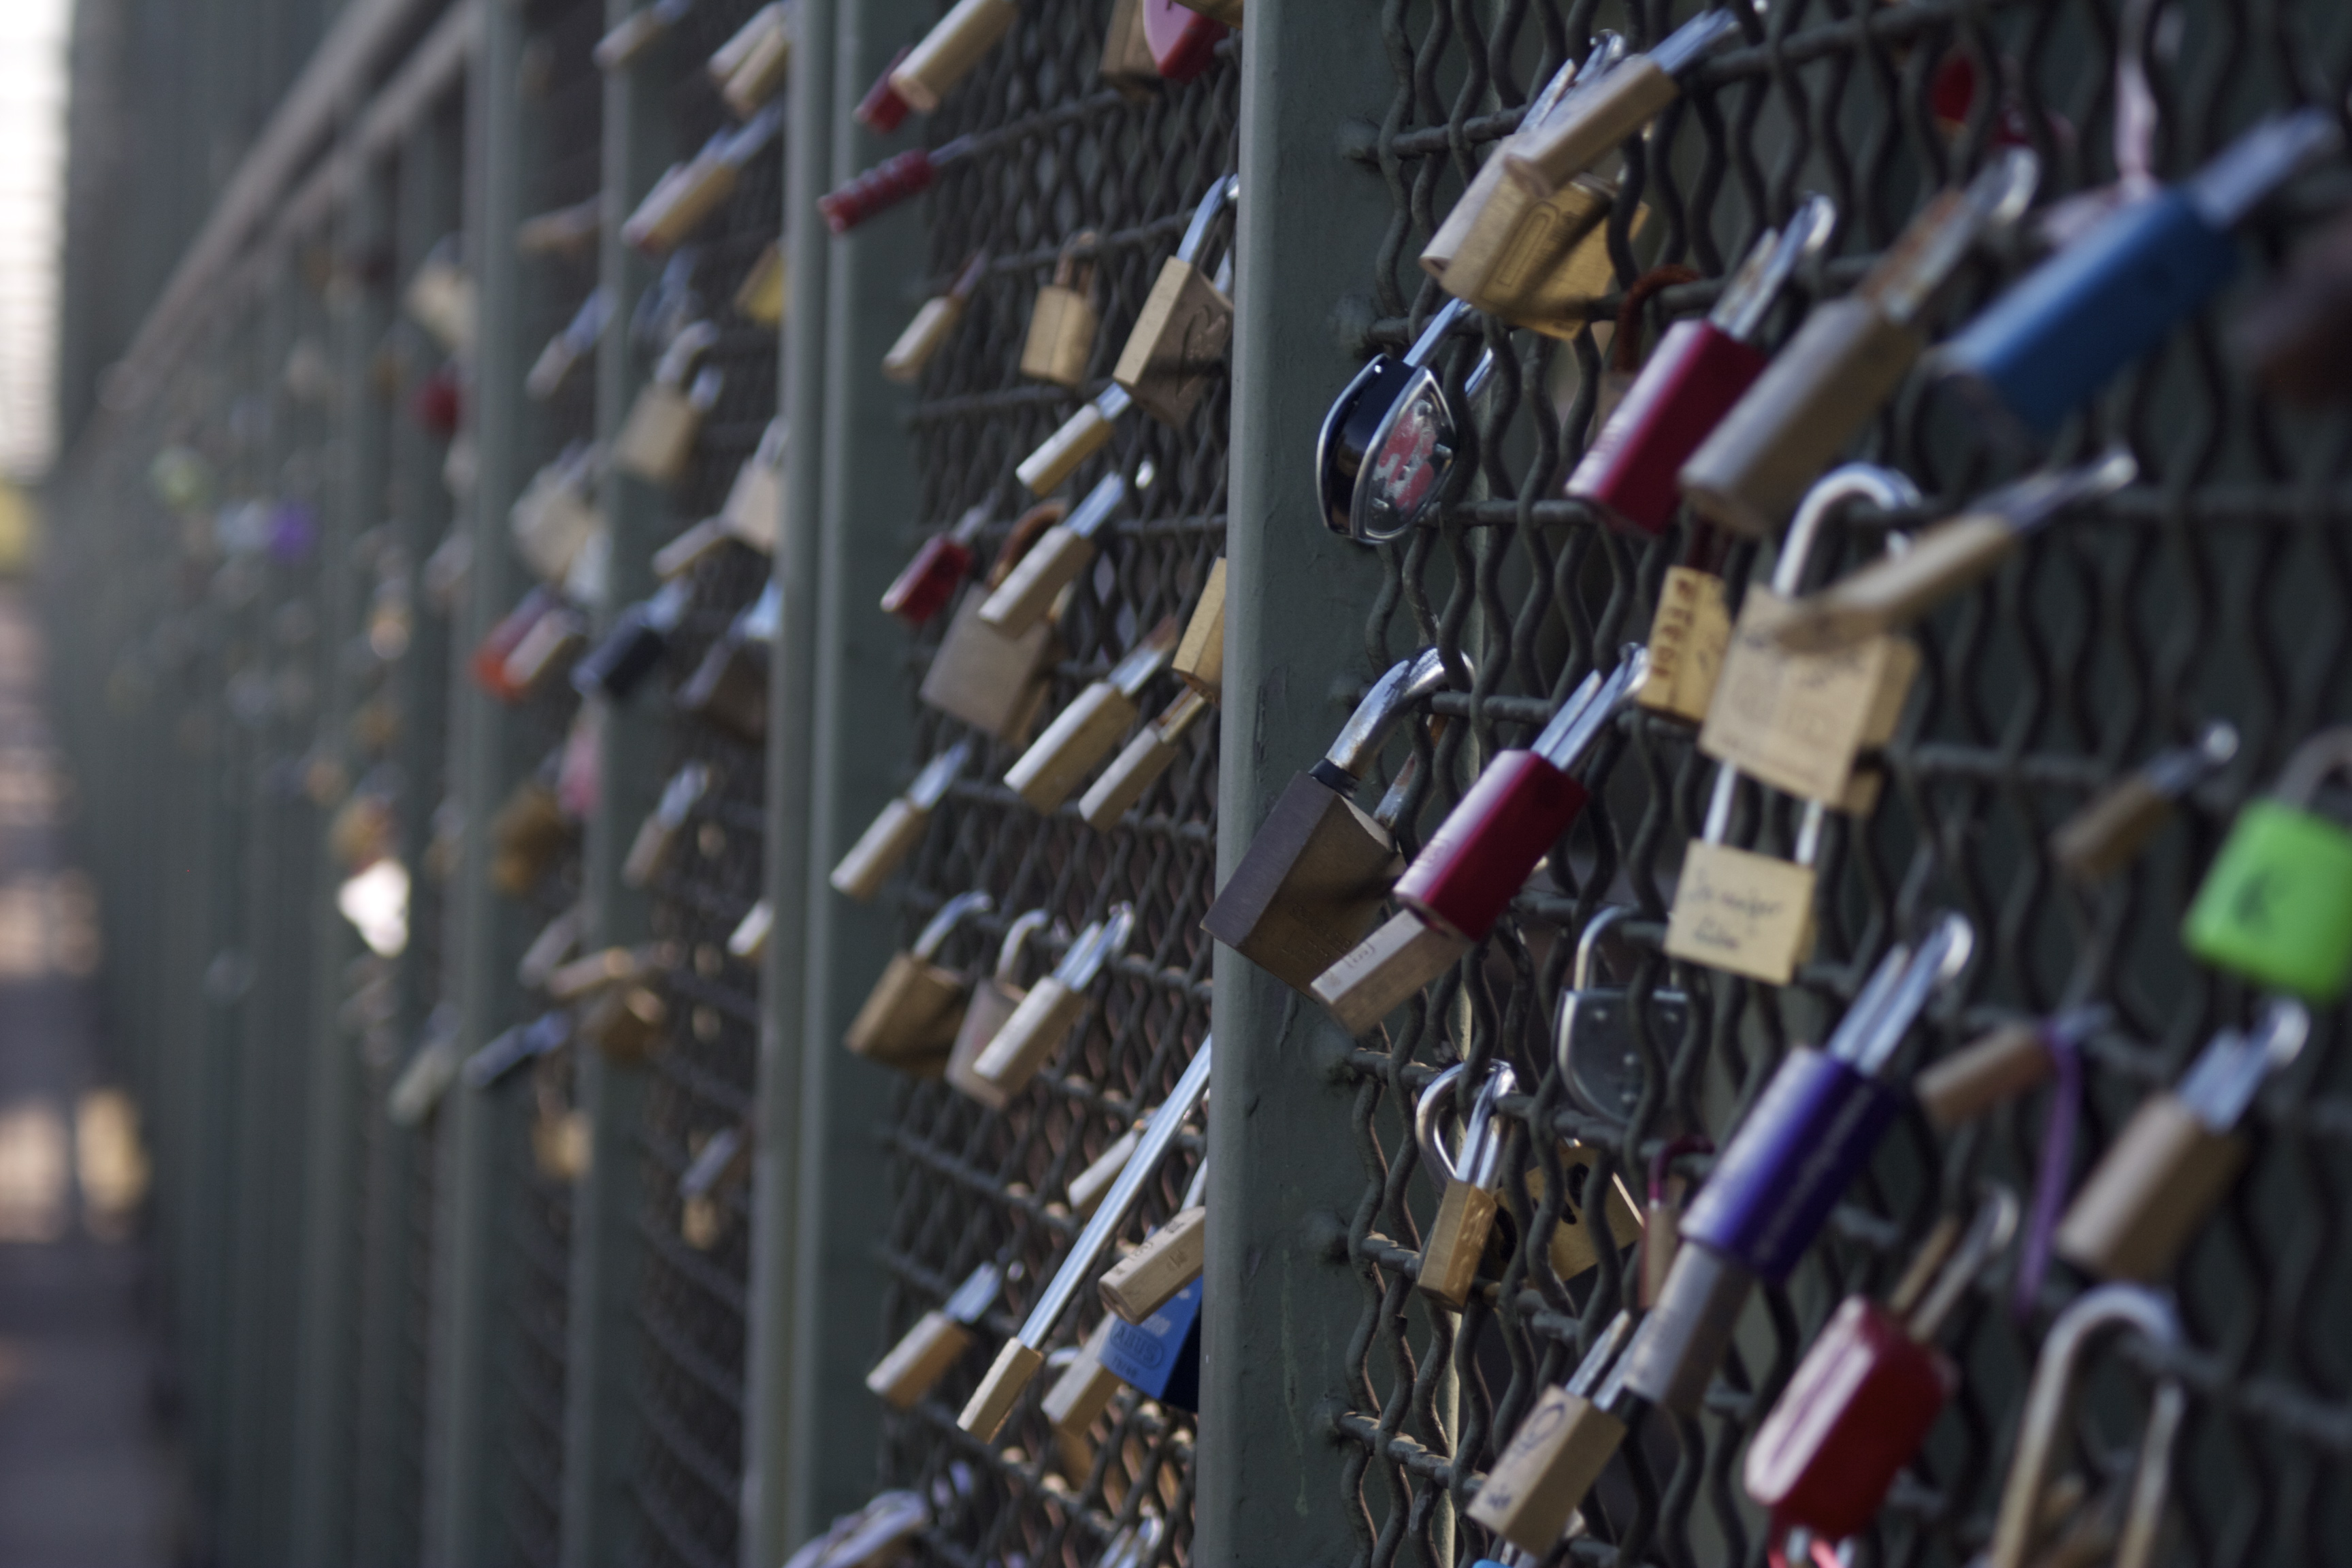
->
[1567,195,1835,536]
[1742,1185,2018,1549]
[1393,648,1646,942]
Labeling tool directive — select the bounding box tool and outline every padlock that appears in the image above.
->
[1633,529,1733,725]
[720,419,789,553]
[1111,175,1239,427]
[960,1039,1211,1438]
[1499,11,1742,198]
[526,287,613,401]
[883,251,990,385]
[546,942,676,1006]
[1555,907,1691,1127]
[866,1259,1004,1410]
[1465,1311,1640,1554]
[1938,111,2337,438]
[1098,1276,1202,1410]
[1098,0,1160,99]
[677,583,781,743]
[1638,1134,1710,1309]
[1697,465,1923,811]
[1412,1062,1516,1309]
[1678,150,2040,537]
[1393,649,1647,944]
[1982,1285,2187,1568]
[509,446,605,585]
[1201,647,1459,992]
[1067,1123,1140,1218]
[888,0,1018,114]
[490,779,574,898]
[517,195,605,260]
[1912,1004,2108,1129]
[1173,556,1224,697]
[970,904,1135,1098]
[679,1124,752,1250]
[1100,1203,1205,1324]
[818,135,984,234]
[710,2,790,117]
[1309,908,1471,1036]
[781,1492,932,1568]
[1079,687,1211,830]
[916,503,1065,738]
[518,906,584,991]
[1142,0,1225,82]
[1041,1316,1123,1470]
[594,0,693,70]
[1744,1186,2019,1545]
[2049,721,2238,884]
[844,891,994,1074]
[945,909,1052,1108]
[404,238,476,354]
[1619,915,1973,1413]
[882,502,998,625]
[622,762,711,889]
[1567,196,1838,537]
[1771,448,2138,654]
[734,242,787,327]
[853,46,914,133]
[500,601,588,696]
[581,981,668,1063]
[615,321,724,484]
[2055,998,2306,1281]
[728,900,773,963]
[1003,616,1180,813]
[2182,728,2352,1000]
[573,581,693,701]
[1022,233,1101,389]
[389,1012,463,1128]
[1316,295,1499,544]
[979,468,1135,638]
[1665,762,1826,985]
[622,103,785,255]
[830,741,975,901]
[534,1100,591,1184]
[461,1011,572,1090]
[1524,1140,1644,1284]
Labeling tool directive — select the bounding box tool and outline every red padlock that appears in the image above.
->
[1566,195,1835,537]
[1393,649,1646,942]
[881,500,1062,627]
[1743,1186,2018,1550]
[471,587,561,703]
[1143,0,1225,82]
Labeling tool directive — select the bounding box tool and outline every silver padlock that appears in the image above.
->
[1553,907,1689,1130]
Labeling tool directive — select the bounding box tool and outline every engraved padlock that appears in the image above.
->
[884,251,990,385]
[844,890,996,1074]
[1679,149,2040,536]
[615,321,724,485]
[1100,1202,1205,1324]
[970,904,1135,1099]
[1938,111,2338,439]
[920,505,1066,740]
[1022,233,1101,389]
[676,582,780,743]
[946,909,1053,1107]
[830,741,975,902]
[2182,727,2352,1000]
[1173,555,1224,698]
[1697,465,1923,811]
[2049,721,2237,884]
[1744,1186,2018,1546]
[1079,687,1211,830]
[1003,615,1181,813]
[1619,915,1974,1413]
[888,0,1018,114]
[980,468,1134,636]
[1465,1310,1641,1554]
[866,1258,1007,1410]
[1556,907,1691,1126]
[1413,1062,1516,1309]
[573,581,693,701]
[1309,907,1472,1036]
[2055,997,2307,1282]
[1982,1285,2187,1568]
[1664,762,1827,985]
[621,761,711,889]
[1111,175,1238,427]
[1316,295,1499,544]
[1633,527,1733,724]
[1200,647,1460,992]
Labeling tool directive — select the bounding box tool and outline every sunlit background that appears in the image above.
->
[0,0,65,482]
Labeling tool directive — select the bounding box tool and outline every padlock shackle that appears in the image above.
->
[1903,1183,2019,1341]
[654,760,712,827]
[1107,615,1183,697]
[1052,229,1099,289]
[1531,644,1648,768]
[1985,1283,2185,1568]
[1710,193,1838,343]
[1401,296,1473,370]
[913,889,994,961]
[2176,995,2309,1130]
[2141,719,2237,796]
[1963,444,2137,540]
[1699,762,1827,860]
[1320,647,1463,782]
[1861,148,2040,325]
[1565,1308,1639,1396]
[1179,1153,1211,1210]
[2185,107,2340,228]
[941,1259,1004,1324]
[1054,900,1136,986]
[1065,468,1129,541]
[1776,464,1921,596]
[1413,1060,1519,1189]
[679,1124,749,1198]
[1571,904,1637,992]
[1824,912,1973,1077]
[994,908,1053,985]
[2270,723,2352,808]
[1175,174,1241,267]
[906,740,973,810]
[655,318,722,388]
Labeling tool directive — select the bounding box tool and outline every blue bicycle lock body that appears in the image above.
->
[1939,109,2340,437]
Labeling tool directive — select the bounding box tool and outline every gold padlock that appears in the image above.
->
[1078,687,1211,830]
[830,742,973,901]
[979,470,1132,638]
[581,982,668,1063]
[490,780,574,899]
[677,584,781,743]
[883,251,989,385]
[404,238,476,354]
[945,909,1051,1107]
[710,2,790,118]
[1022,233,1100,389]
[1015,387,1129,496]
[734,242,787,327]
[920,506,1066,740]
[1414,1063,1514,1311]
[1498,13,1739,197]
[889,0,1017,112]
[2047,721,2238,885]
[546,941,676,1004]
[1664,762,1825,986]
[1173,555,1226,698]
[1098,0,1160,99]
[1465,1311,1639,1554]
[844,890,994,1074]
[719,419,788,552]
[615,321,723,484]
[510,445,604,583]
[1111,176,1239,426]
[1635,535,1732,725]
[1098,1205,1205,1324]
[1527,1142,1644,1283]
[621,103,783,255]
[728,900,774,963]
[622,762,711,889]
[970,904,1135,1099]
[1912,1006,2107,1129]
[1311,909,1471,1036]
[1003,616,1180,813]
[1041,1316,1123,1471]
[865,1259,1002,1410]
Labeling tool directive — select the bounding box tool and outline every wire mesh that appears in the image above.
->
[860,10,1239,1568]
[1330,3,2352,1567]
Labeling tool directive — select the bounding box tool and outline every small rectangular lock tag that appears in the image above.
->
[1636,564,1730,723]
[1664,840,1818,985]
[1311,910,1470,1036]
[1467,1385,1629,1553]
[1699,588,1916,808]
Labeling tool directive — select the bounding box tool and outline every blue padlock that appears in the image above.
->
[1097,1277,1200,1410]
[1939,110,2338,436]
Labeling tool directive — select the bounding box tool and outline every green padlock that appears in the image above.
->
[2182,728,2352,1002]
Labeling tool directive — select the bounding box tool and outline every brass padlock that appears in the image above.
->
[1526,1141,1644,1284]
[1003,616,1180,813]
[2048,721,2237,885]
[734,242,787,327]
[1500,14,1739,196]
[945,909,1053,1107]
[1639,1138,1710,1310]
[1310,907,1471,1036]
[1635,541,1732,725]
[546,941,676,1005]
[1022,233,1101,389]
[500,602,587,696]
[621,103,784,255]
[866,1259,1004,1410]
[525,287,612,402]
[883,251,989,385]
[1664,762,1827,985]
[831,742,974,901]
[1913,1004,2107,1129]
[887,0,1018,114]
[1414,1062,1514,1310]
[490,779,574,898]
[710,1,790,118]
[1678,149,2040,536]
[677,583,780,743]
[845,891,995,1074]
[1098,1204,1205,1324]
[1078,687,1211,830]
[1696,465,1923,811]
[510,444,604,584]
[1466,1311,1638,1554]
[728,899,774,964]
[1041,1315,1123,1469]
[533,1102,591,1183]
[970,904,1135,1099]
[2054,999,2307,1282]
[1201,647,1458,992]
[1098,0,1160,99]
[1111,176,1239,426]
[615,321,723,484]
[1066,1122,1140,1218]
[622,762,711,889]
[581,981,668,1063]
[719,419,788,553]
[1173,555,1225,699]
[679,1123,751,1250]
[920,504,1067,740]
[979,470,1132,638]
